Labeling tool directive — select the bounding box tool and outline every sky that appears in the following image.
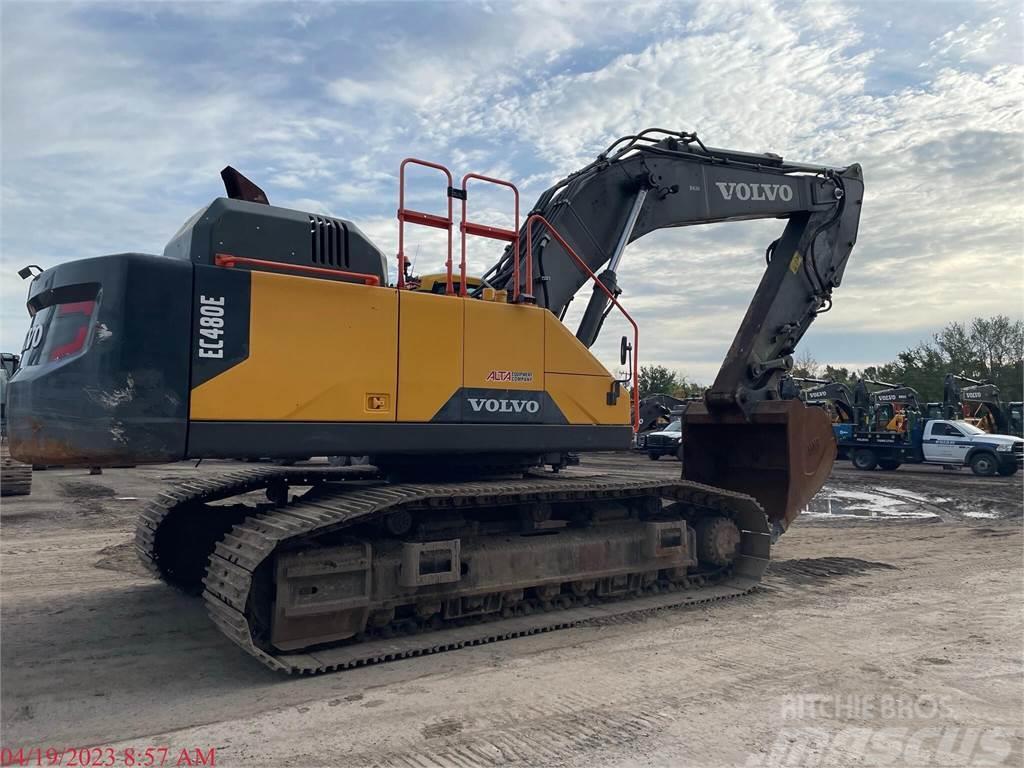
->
[1,0,1022,384]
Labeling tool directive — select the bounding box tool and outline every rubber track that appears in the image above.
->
[138,468,771,675]
[135,465,377,582]
[0,440,32,497]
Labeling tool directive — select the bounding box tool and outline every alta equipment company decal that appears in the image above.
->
[485,370,534,384]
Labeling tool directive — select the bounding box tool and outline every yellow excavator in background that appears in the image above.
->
[8,129,863,673]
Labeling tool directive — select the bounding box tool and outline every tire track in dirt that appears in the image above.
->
[767,556,898,583]
[297,689,686,768]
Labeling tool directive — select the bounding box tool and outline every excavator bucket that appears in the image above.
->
[682,399,835,533]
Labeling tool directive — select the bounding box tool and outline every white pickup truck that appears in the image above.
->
[643,417,682,460]
[839,419,1023,476]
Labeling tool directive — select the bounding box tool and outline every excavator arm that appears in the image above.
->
[483,129,863,403]
[483,129,864,531]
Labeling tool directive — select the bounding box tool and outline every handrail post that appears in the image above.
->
[397,158,455,293]
[460,188,468,297]
[460,173,521,301]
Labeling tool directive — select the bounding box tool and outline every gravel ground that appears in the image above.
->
[1,455,1021,767]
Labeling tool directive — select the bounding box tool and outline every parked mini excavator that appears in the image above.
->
[637,393,688,435]
[782,376,857,458]
[788,377,855,423]
[927,373,1022,436]
[853,378,922,432]
[8,129,863,673]
[635,393,700,450]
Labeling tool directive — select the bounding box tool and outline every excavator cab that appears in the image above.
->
[410,272,484,295]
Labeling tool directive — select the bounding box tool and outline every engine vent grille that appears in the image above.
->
[310,216,345,266]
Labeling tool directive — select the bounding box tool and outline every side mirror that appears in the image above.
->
[620,335,631,366]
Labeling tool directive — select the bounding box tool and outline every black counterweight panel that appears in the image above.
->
[7,253,192,465]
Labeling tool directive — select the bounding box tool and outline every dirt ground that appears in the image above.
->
[1,455,1021,767]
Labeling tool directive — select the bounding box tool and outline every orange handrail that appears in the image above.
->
[460,173,521,300]
[214,254,381,285]
[398,158,454,293]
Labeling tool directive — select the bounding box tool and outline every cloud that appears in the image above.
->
[1,0,1021,389]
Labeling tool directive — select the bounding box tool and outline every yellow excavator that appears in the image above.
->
[8,129,863,673]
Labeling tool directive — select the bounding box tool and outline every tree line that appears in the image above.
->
[636,365,703,400]
[638,315,1024,403]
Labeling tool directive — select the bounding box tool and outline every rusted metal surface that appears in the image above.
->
[682,399,835,532]
[9,428,144,467]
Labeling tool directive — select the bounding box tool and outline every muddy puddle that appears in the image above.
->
[804,485,943,519]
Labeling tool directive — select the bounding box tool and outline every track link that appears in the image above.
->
[1,439,33,497]
[135,465,377,587]
[137,468,771,674]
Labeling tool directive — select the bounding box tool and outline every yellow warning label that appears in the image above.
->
[789,251,803,274]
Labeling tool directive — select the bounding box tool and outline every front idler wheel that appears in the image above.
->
[695,516,741,568]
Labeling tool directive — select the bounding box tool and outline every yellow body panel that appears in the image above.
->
[463,300,545,391]
[543,312,627,425]
[191,272,398,421]
[546,373,629,425]
[543,312,613,377]
[191,271,628,429]
[397,291,464,421]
